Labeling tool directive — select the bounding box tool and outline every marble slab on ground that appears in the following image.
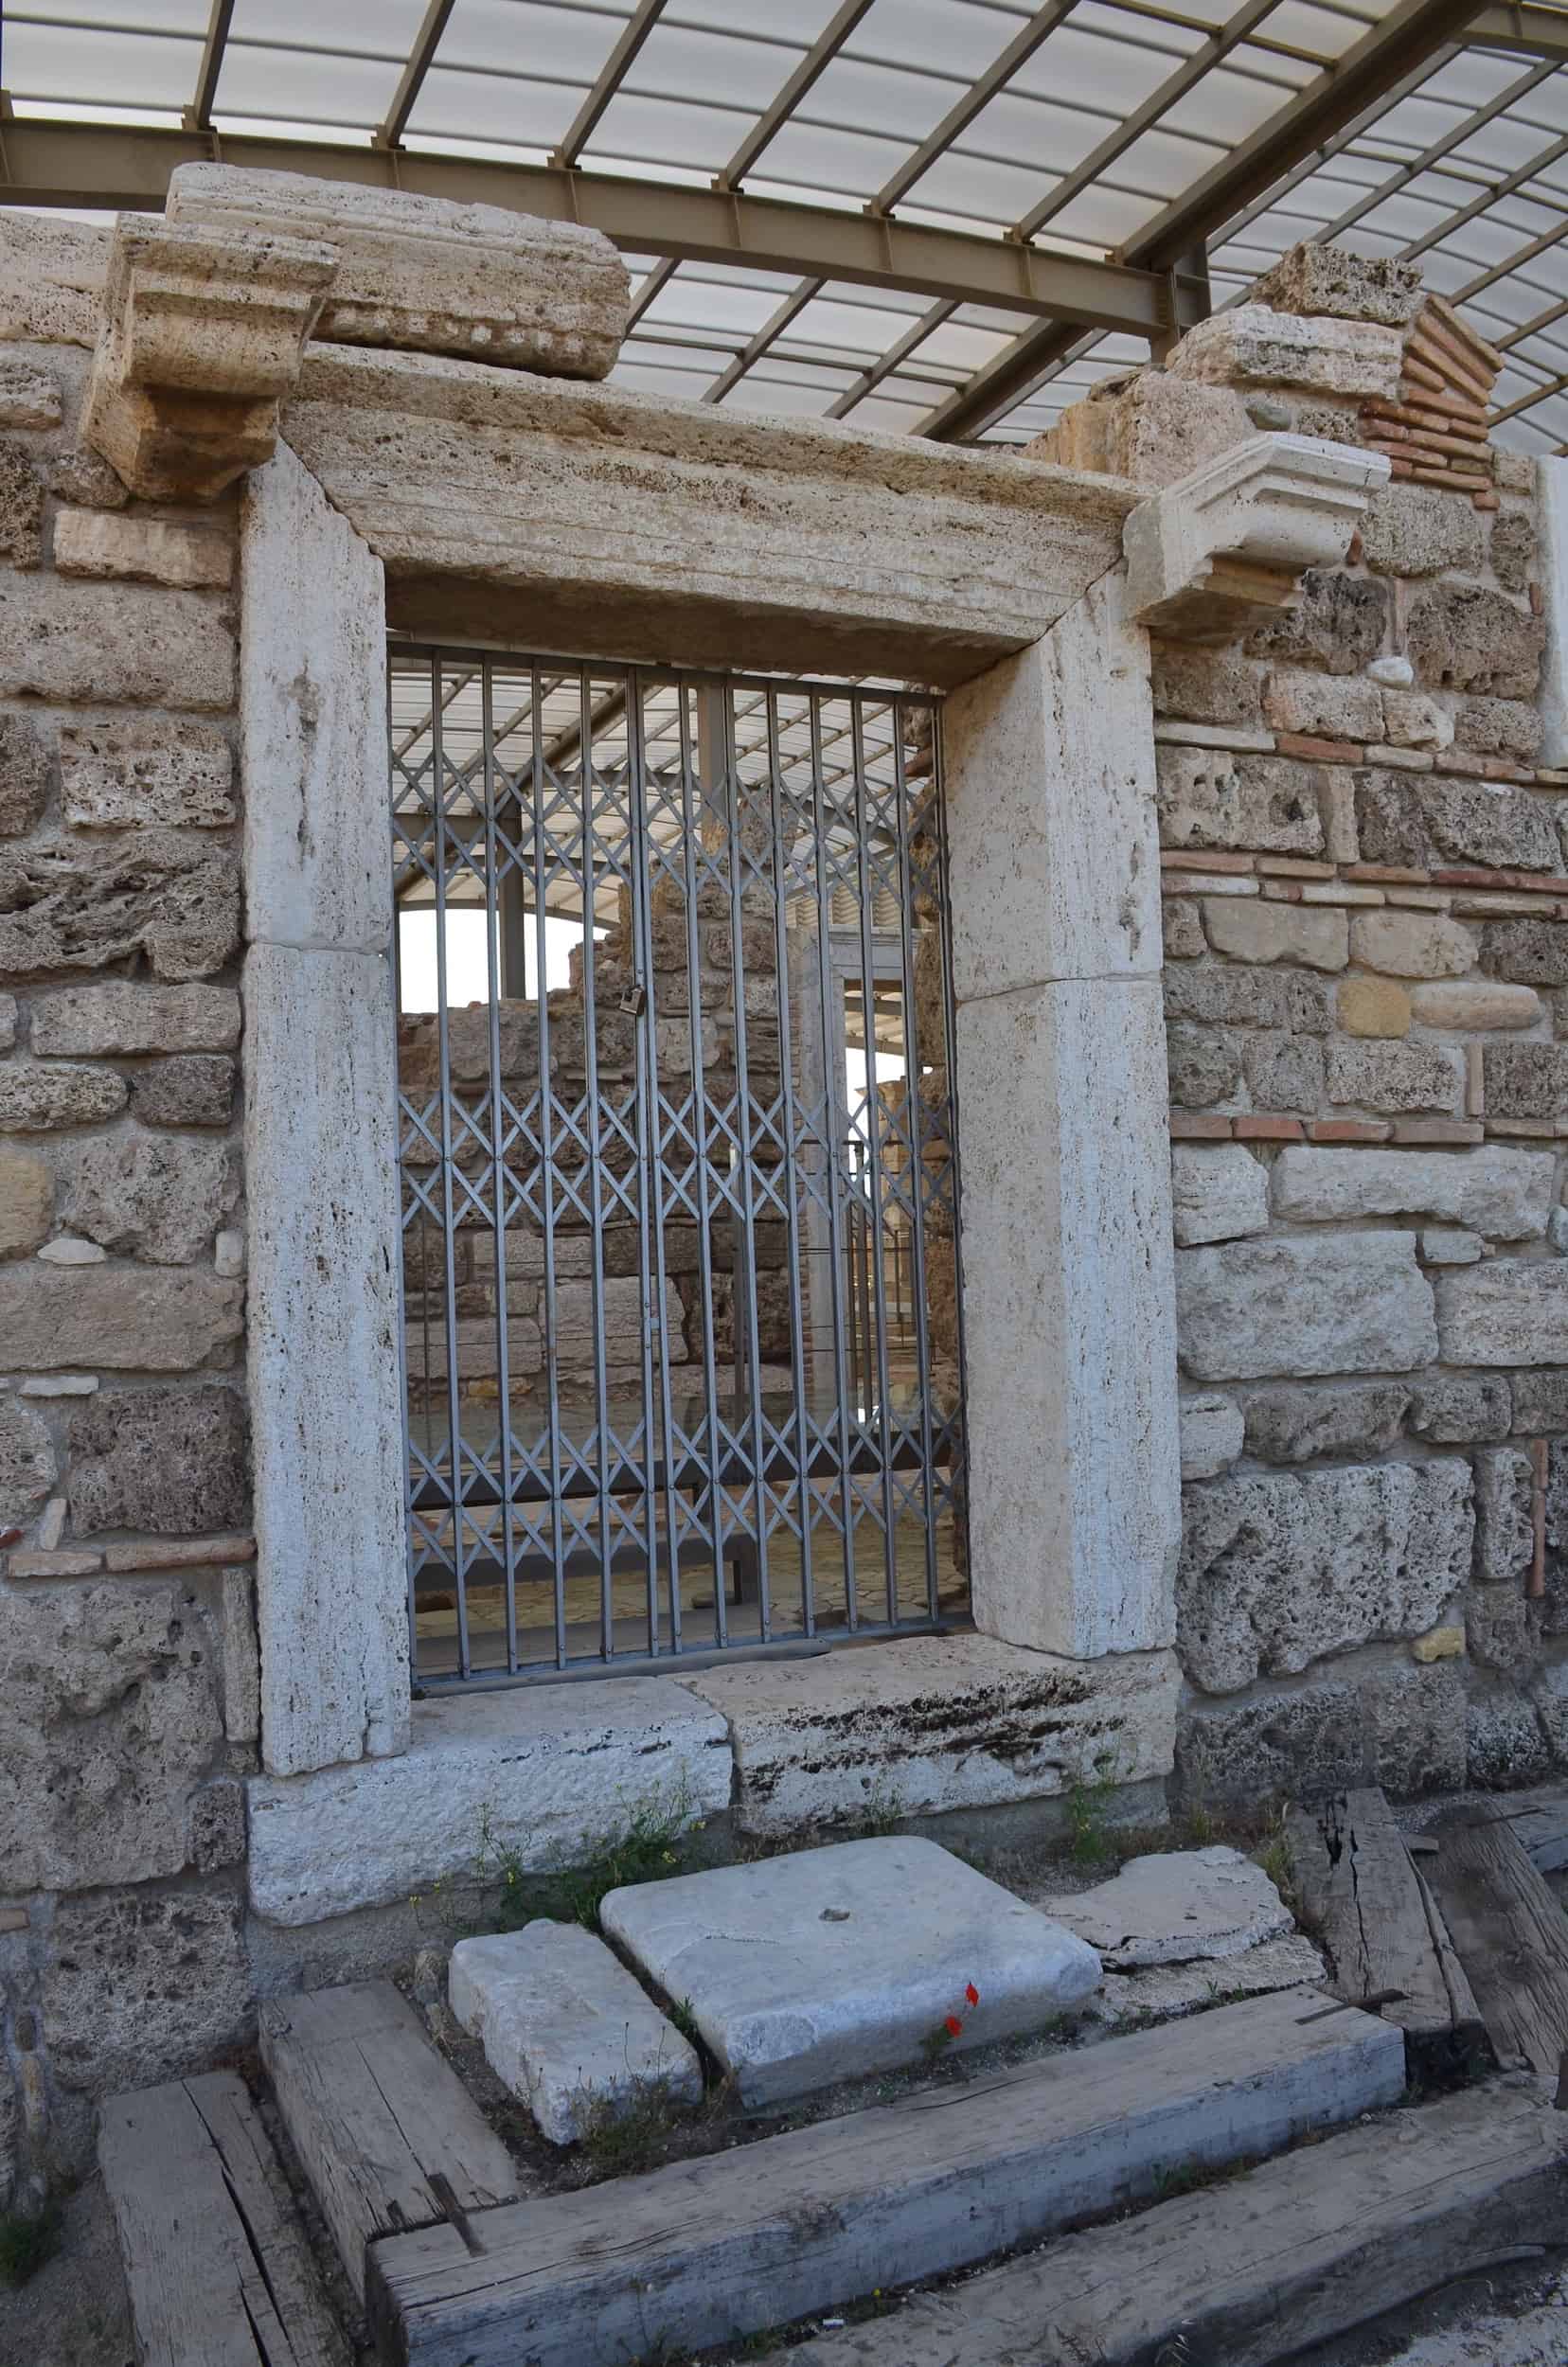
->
[599,1836,1101,2107]
[1087,1931,1328,2029]
[1046,1846,1294,1969]
[449,1918,701,2145]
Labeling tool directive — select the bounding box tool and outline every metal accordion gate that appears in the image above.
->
[389,646,969,1687]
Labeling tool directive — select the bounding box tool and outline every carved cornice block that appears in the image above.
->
[1123,433,1391,644]
[84,215,338,502]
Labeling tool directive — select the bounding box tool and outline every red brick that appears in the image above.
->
[1169,1112,1233,1140]
[1392,1118,1485,1145]
[1344,863,1431,884]
[1234,1116,1305,1142]
[1255,857,1337,879]
[1161,849,1255,875]
[1432,867,1568,896]
[1274,734,1359,763]
[1531,581,1544,615]
[1308,1118,1394,1143]
[1472,491,1500,512]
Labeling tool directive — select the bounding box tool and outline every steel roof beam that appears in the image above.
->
[551,0,672,171]
[868,0,1079,217]
[1470,3,1568,55]
[702,278,825,404]
[0,118,1205,340]
[375,0,458,151]
[184,0,236,134]
[715,0,879,193]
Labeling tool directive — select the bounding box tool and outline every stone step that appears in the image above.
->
[99,2070,348,2367]
[770,2075,1568,2367]
[366,1984,1404,2367]
[258,1978,518,2301]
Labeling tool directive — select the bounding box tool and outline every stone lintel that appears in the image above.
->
[85,213,338,502]
[1124,433,1390,644]
[282,343,1138,687]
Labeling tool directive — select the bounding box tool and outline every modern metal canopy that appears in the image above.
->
[5,0,1568,450]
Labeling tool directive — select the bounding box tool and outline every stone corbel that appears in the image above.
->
[1122,432,1391,644]
[84,214,338,503]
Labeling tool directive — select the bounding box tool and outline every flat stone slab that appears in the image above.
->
[449,1920,701,2146]
[599,1837,1101,2106]
[1046,1846,1294,1969]
[1087,1931,1327,2029]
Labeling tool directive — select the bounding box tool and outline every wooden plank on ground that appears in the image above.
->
[98,2071,347,2367]
[773,2076,1568,2367]
[258,1979,516,2300]
[1502,1786,1568,1875]
[1285,1787,1488,2079]
[1426,1808,1568,2078]
[366,1984,1406,2367]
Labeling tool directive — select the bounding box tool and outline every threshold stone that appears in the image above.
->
[599,1836,1101,2107]
[449,1918,701,2146]
[1047,1845,1294,1969]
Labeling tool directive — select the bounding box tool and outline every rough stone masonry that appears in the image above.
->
[1040,241,1568,1810]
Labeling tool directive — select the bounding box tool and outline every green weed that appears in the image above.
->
[477,1784,699,1933]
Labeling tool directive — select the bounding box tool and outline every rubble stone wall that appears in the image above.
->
[0,334,258,2202]
[1042,248,1568,1807]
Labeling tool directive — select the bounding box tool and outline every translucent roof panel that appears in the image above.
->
[11,0,1568,450]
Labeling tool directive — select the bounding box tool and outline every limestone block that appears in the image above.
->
[1246,568,1389,676]
[1482,919,1568,988]
[1324,1036,1464,1112]
[171,165,632,380]
[246,941,408,1774]
[0,1582,224,1892]
[1419,1226,1482,1264]
[1088,1931,1327,2028]
[1473,1446,1534,1580]
[679,1633,1180,1832]
[957,977,1179,1657]
[1250,244,1424,329]
[1157,746,1326,855]
[1123,434,1388,640]
[0,1264,242,1370]
[222,1569,260,1744]
[0,573,235,709]
[1170,1143,1269,1246]
[47,445,130,510]
[1438,1257,1568,1363]
[1181,1392,1244,1480]
[30,980,240,1057]
[1353,772,1560,874]
[1243,1029,1325,1110]
[133,1053,236,1128]
[85,213,337,502]
[1047,1845,1292,1967]
[1380,691,1452,751]
[1241,1380,1409,1464]
[1407,582,1544,699]
[1150,642,1264,724]
[241,442,390,953]
[1490,509,1538,596]
[0,992,12,1051]
[0,1397,56,1524]
[1272,1144,1553,1237]
[1359,486,1484,578]
[1483,1039,1568,1118]
[1261,668,1381,740]
[1513,1369,1568,1431]
[1542,455,1568,768]
[58,719,235,831]
[1349,909,1476,979]
[947,574,1158,997]
[61,1131,237,1265]
[1469,1685,1552,1790]
[1368,1662,1469,1796]
[188,1778,246,1871]
[246,1678,732,1922]
[599,1838,1101,2105]
[0,1061,127,1130]
[0,449,44,569]
[1167,1022,1242,1108]
[1164,964,1310,1028]
[53,509,233,589]
[1338,974,1410,1037]
[1166,309,1402,397]
[1204,899,1348,970]
[66,1382,248,1536]
[449,1923,702,2145]
[1177,1459,1472,1691]
[0,715,49,839]
[1176,1663,1468,1803]
[0,833,240,982]
[1176,1233,1436,1381]
[1408,1373,1510,1443]
[284,343,1132,687]
[1164,899,1206,958]
[0,1144,52,1258]
[1409,980,1540,1030]
[0,211,107,347]
[41,1881,249,2097]
[1456,696,1541,761]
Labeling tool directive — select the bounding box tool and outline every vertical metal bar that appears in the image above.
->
[429,656,472,1680]
[478,660,520,1672]
[624,671,669,1657]
[764,688,816,1634]
[675,682,731,1642]
[807,697,858,1629]
[891,696,941,1621]
[849,699,900,1625]
[930,700,971,1592]
[529,665,569,1666]
[576,668,616,1661]
[718,683,773,1640]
